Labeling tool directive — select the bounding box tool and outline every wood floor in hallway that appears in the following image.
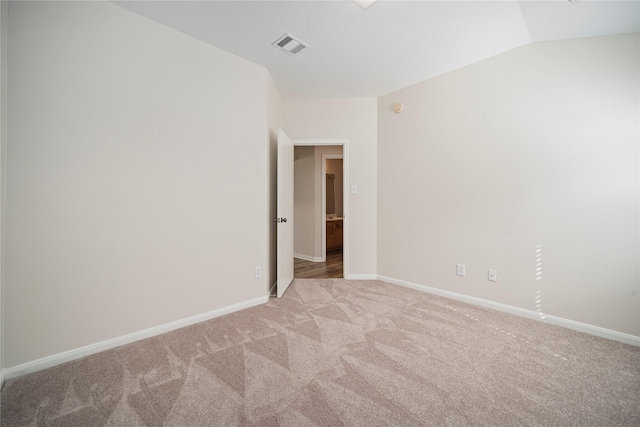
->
[294,249,343,278]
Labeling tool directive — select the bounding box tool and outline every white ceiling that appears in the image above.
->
[113,1,640,99]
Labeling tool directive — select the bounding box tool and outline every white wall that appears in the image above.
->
[294,146,316,259]
[378,34,640,336]
[5,1,271,368]
[267,74,283,292]
[284,99,378,277]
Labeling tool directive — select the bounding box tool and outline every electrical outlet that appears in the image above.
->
[254,266,262,279]
[456,264,466,277]
[488,269,497,282]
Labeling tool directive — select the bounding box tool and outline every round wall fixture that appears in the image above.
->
[393,103,403,113]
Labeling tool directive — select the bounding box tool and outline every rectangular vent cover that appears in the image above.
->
[272,33,308,56]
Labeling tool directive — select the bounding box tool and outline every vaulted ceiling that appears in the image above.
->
[114,1,640,99]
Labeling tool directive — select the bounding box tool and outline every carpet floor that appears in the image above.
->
[2,279,639,426]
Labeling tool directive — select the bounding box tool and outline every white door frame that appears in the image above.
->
[294,139,349,278]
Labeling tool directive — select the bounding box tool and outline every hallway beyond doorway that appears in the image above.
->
[294,250,343,278]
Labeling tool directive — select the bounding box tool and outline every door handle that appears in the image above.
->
[273,217,288,223]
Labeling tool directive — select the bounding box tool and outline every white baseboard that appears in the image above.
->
[346,274,378,280]
[2,294,270,381]
[377,275,640,347]
[294,253,323,263]
[269,281,277,297]
[7,276,637,382]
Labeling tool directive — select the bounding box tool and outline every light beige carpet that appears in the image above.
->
[2,279,640,426]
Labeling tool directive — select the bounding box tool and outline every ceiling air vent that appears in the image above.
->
[272,33,309,56]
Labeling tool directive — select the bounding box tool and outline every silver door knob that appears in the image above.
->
[273,217,288,223]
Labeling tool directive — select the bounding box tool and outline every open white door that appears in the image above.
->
[276,129,294,298]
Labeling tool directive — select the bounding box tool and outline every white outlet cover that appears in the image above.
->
[456,264,465,276]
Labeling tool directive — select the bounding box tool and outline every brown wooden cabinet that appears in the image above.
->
[326,220,343,250]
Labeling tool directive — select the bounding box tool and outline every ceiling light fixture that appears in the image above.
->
[354,0,377,10]
[272,33,309,56]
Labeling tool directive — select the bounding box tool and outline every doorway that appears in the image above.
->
[291,140,348,279]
